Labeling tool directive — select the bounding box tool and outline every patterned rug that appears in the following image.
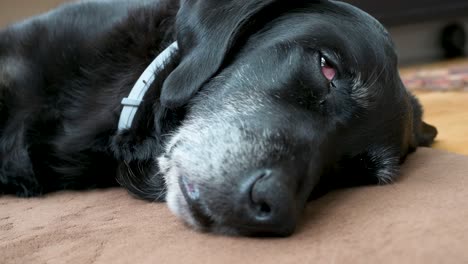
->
[401,59,468,92]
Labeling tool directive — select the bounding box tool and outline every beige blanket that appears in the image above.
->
[1,148,467,264]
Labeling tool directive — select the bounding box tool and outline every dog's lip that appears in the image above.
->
[178,176,214,228]
[180,175,200,201]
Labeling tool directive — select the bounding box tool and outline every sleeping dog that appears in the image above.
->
[0,0,437,236]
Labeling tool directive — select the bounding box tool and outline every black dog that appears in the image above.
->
[0,0,436,236]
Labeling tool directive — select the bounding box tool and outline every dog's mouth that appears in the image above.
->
[178,176,214,229]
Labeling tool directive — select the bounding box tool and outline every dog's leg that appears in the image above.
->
[0,57,42,197]
[0,115,42,197]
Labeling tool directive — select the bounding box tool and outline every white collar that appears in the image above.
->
[118,42,179,131]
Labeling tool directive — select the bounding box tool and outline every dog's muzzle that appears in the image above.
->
[179,168,298,236]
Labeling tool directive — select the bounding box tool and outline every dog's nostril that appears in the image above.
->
[250,180,274,220]
[237,169,296,236]
[258,202,272,216]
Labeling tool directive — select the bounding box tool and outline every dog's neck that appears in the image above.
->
[118,42,179,131]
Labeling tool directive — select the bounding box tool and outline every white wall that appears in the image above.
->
[389,17,468,65]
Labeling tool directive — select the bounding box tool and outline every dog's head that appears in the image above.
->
[157,0,437,236]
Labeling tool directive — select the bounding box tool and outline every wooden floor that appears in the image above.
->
[417,92,468,155]
[400,59,468,155]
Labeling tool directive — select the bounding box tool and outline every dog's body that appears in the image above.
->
[0,0,436,236]
[0,0,180,196]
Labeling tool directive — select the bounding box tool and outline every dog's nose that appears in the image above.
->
[237,169,297,236]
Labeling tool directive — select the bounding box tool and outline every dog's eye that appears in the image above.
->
[320,56,336,81]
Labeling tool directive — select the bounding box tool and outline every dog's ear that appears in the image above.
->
[160,0,279,108]
[409,93,438,147]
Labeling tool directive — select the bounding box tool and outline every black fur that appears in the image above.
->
[0,0,180,196]
[0,0,436,235]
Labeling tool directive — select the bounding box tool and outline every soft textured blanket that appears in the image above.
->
[1,148,467,264]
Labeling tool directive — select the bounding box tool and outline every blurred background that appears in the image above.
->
[347,0,468,65]
[1,0,467,93]
[1,0,467,66]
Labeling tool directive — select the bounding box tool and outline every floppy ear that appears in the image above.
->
[160,0,279,109]
[409,93,438,147]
